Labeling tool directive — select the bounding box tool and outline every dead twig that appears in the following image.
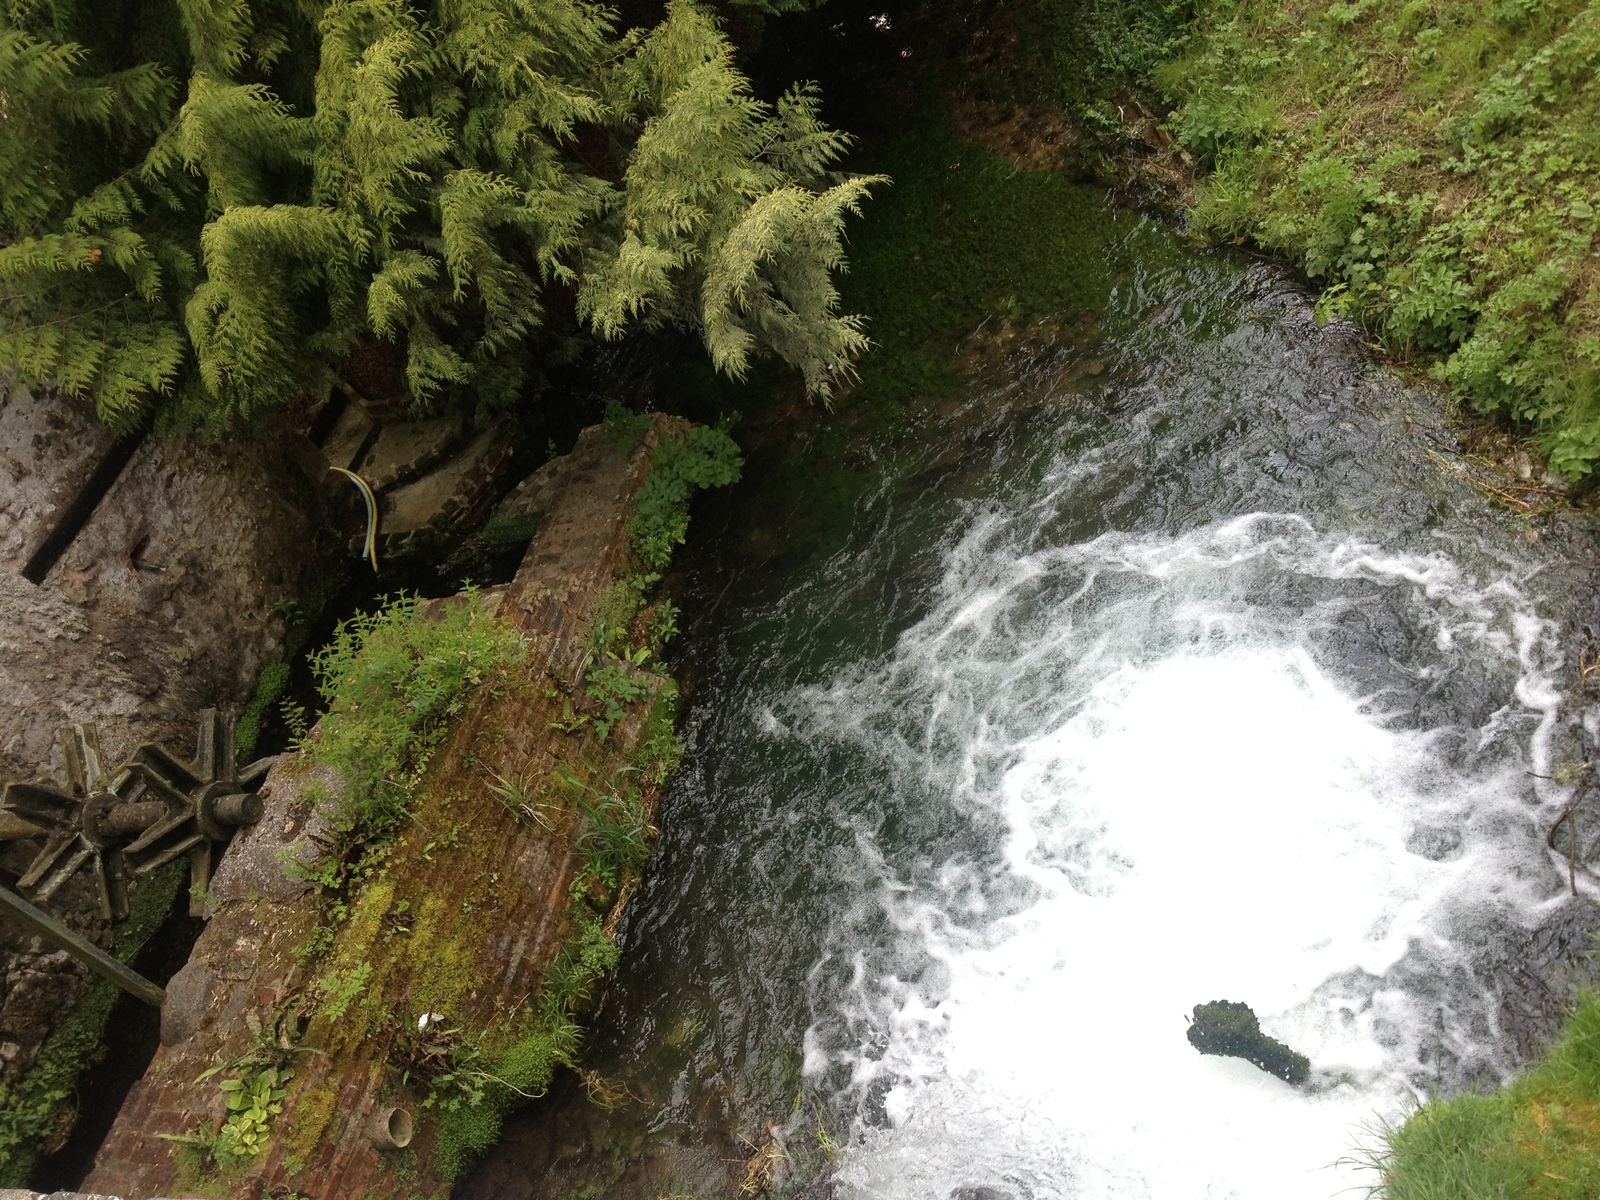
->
[728,1124,787,1198]
[1424,448,1562,513]
[576,1067,637,1110]
[1546,765,1595,897]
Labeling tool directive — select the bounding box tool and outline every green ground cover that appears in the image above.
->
[840,117,1123,413]
[1161,0,1600,477]
[1370,991,1600,1199]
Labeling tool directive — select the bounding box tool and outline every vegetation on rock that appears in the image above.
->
[0,0,880,432]
[1186,999,1311,1086]
[605,402,744,568]
[0,862,184,1186]
[302,587,526,856]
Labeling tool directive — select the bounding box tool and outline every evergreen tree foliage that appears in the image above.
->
[0,0,880,430]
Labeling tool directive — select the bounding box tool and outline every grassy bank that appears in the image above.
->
[1369,991,1600,1199]
[1160,0,1600,479]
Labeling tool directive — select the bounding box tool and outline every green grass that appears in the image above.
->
[1373,991,1600,1199]
[1160,0,1600,477]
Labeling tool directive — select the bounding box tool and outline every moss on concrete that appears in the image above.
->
[1186,1000,1310,1086]
[0,862,184,1185]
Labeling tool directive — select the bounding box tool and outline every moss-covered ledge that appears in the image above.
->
[83,414,736,1199]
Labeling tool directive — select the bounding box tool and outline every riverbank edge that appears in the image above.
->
[948,0,1600,515]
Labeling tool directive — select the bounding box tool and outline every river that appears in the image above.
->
[463,190,1600,1199]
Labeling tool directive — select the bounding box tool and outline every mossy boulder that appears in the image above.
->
[1187,1000,1310,1086]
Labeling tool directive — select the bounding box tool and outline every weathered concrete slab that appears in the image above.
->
[85,419,675,1200]
[356,416,458,492]
[490,447,580,528]
[509,420,679,681]
[318,399,376,472]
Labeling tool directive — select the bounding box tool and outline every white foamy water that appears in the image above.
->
[792,511,1575,1200]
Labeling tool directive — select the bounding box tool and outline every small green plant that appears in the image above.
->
[385,1014,488,1113]
[542,911,623,1006]
[280,697,310,746]
[485,767,558,830]
[621,415,743,570]
[637,681,683,786]
[556,766,653,888]
[163,1062,295,1170]
[214,1064,294,1162]
[649,600,681,647]
[591,578,647,659]
[547,691,590,735]
[178,1002,312,1172]
[584,660,653,740]
[314,961,373,1021]
[604,400,654,456]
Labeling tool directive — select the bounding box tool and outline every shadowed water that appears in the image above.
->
[464,204,1600,1200]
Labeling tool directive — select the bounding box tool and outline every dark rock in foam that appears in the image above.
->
[1187,1000,1311,1085]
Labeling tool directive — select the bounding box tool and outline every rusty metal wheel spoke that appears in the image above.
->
[1,707,270,923]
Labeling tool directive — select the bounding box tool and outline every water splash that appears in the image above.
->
[794,512,1574,1200]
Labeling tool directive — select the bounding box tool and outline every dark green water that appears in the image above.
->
[463,184,1600,1200]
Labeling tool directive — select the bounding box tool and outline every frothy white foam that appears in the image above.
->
[791,513,1574,1200]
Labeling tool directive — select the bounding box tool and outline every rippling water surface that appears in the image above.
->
[467,202,1600,1200]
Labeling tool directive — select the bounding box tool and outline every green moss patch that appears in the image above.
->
[235,660,291,766]
[0,862,184,1185]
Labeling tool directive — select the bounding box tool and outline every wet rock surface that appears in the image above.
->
[0,384,115,573]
